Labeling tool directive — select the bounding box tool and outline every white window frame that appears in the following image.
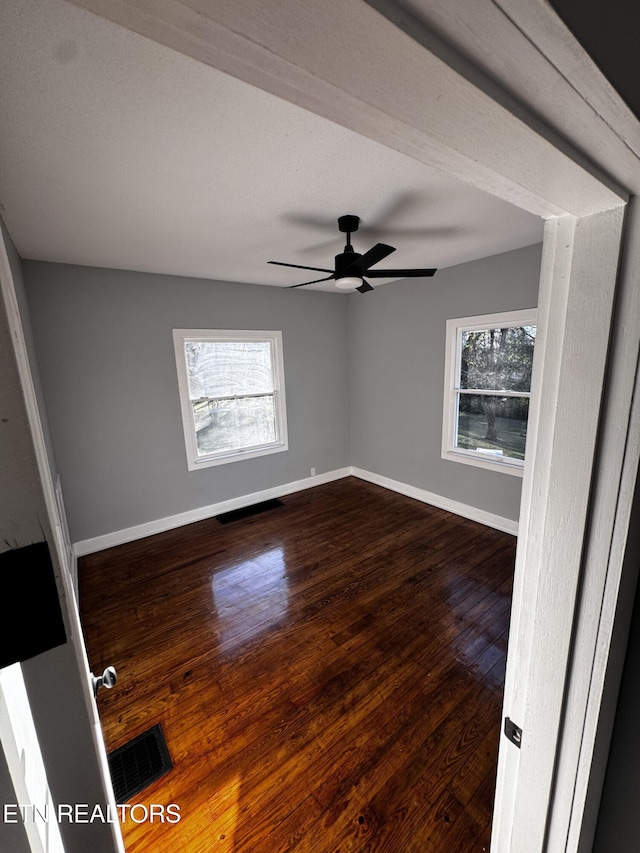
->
[442,309,537,476]
[173,329,288,470]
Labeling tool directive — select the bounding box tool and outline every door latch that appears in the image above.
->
[91,666,117,698]
[504,717,522,748]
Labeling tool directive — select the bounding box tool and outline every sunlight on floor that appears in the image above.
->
[209,773,242,851]
[212,546,289,654]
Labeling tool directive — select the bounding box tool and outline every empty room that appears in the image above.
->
[2,2,640,853]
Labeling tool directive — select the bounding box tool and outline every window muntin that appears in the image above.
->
[443,311,536,475]
[174,330,288,469]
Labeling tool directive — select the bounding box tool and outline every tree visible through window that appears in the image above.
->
[442,311,537,475]
[173,330,288,470]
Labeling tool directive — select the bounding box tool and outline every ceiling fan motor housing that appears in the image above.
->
[334,250,363,288]
[335,251,361,274]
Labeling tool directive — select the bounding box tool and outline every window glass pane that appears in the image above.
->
[185,341,274,399]
[460,325,536,392]
[456,393,530,460]
[194,395,277,456]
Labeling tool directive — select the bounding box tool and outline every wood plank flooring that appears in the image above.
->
[78,477,516,852]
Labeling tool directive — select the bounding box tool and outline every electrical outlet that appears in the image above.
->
[310,467,317,477]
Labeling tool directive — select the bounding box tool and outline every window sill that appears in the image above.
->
[187,441,288,471]
[442,448,525,477]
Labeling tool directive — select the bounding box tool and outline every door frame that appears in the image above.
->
[0,230,126,852]
[21,0,640,849]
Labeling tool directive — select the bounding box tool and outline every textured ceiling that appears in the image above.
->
[0,0,544,291]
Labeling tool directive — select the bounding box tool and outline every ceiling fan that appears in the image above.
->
[269,215,437,293]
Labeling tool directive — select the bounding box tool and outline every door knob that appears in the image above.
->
[91,666,117,697]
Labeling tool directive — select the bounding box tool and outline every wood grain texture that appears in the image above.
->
[79,477,515,852]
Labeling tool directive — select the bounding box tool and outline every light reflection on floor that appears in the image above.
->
[211,546,288,654]
[443,573,510,687]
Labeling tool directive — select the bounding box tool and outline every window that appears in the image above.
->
[442,310,536,476]
[173,329,288,470]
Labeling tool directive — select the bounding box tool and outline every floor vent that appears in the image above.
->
[217,498,283,524]
[108,724,172,803]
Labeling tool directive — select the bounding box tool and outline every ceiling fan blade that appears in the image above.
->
[356,243,396,271]
[281,212,338,231]
[296,237,344,254]
[269,261,334,273]
[359,225,459,240]
[366,268,437,278]
[356,279,374,293]
[288,275,336,289]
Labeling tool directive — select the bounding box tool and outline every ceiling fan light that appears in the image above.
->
[335,275,362,290]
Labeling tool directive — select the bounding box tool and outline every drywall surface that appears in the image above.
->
[24,262,350,542]
[348,244,542,522]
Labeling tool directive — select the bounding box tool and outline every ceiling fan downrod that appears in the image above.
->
[338,214,359,253]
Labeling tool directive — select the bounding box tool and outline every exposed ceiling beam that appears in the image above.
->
[66,0,624,218]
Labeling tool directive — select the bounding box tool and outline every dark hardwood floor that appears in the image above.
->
[79,477,516,852]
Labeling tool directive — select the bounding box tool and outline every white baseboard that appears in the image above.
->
[74,464,517,556]
[73,467,352,556]
[351,467,519,535]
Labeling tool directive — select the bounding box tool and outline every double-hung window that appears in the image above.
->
[173,329,288,470]
[442,310,536,476]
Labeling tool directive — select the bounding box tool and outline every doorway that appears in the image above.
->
[3,2,639,851]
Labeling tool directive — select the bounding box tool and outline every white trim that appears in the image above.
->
[447,309,538,332]
[494,208,627,853]
[0,228,125,851]
[546,199,640,851]
[351,467,519,535]
[172,328,289,470]
[74,467,352,555]
[74,464,517,556]
[442,309,537,477]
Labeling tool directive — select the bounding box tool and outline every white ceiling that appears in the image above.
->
[0,0,544,292]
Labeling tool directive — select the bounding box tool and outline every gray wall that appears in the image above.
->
[24,245,540,545]
[348,244,542,522]
[24,261,351,543]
